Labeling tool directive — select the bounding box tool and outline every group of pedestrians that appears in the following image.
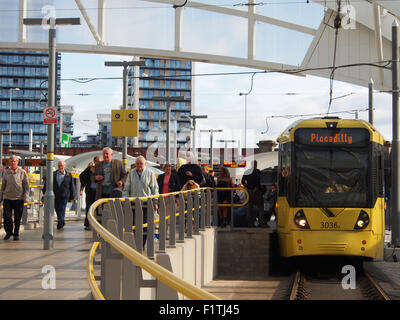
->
[1,148,277,241]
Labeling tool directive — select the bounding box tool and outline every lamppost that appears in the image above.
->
[217,139,236,164]
[182,114,208,158]
[153,95,186,165]
[200,129,223,170]
[9,87,20,148]
[104,60,146,170]
[24,16,81,250]
[239,72,256,155]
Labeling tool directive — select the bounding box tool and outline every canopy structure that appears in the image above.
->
[0,0,398,90]
[65,150,163,175]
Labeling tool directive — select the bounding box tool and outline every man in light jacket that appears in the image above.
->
[123,156,159,249]
[0,155,29,240]
[123,156,159,198]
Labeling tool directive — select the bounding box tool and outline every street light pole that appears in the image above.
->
[105,60,146,170]
[153,96,186,165]
[189,115,207,158]
[217,139,236,164]
[391,20,400,247]
[9,87,20,148]
[24,17,81,250]
[239,72,256,156]
[200,129,223,170]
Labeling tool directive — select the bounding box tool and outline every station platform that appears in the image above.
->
[1,221,400,300]
[0,219,92,300]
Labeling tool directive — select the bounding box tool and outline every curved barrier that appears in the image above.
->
[87,187,249,300]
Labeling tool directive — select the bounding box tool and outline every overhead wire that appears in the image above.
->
[263,107,371,135]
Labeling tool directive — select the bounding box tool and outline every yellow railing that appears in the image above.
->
[87,187,249,300]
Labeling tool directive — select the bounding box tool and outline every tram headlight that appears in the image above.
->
[294,210,310,229]
[354,210,369,230]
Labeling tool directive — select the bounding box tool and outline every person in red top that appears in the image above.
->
[157,164,181,195]
[157,163,181,240]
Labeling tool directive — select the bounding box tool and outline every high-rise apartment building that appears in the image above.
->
[128,58,192,148]
[0,50,61,147]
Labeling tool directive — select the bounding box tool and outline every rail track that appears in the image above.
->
[289,268,390,300]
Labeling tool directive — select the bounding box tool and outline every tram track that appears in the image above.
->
[289,267,390,300]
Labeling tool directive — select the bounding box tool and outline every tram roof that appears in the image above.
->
[276,117,386,145]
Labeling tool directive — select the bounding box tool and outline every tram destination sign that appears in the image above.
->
[294,128,370,147]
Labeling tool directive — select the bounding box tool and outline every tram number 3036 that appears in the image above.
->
[320,222,340,229]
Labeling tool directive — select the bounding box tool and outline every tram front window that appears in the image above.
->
[295,146,369,208]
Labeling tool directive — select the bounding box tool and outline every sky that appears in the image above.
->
[47,0,395,149]
[60,53,394,150]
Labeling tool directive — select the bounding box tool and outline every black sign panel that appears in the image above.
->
[294,128,370,147]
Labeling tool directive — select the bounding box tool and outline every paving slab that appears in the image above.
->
[0,220,93,300]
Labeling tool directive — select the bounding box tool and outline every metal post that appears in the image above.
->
[122,64,128,170]
[201,129,222,170]
[9,89,12,148]
[166,100,171,164]
[210,131,213,169]
[192,117,196,156]
[0,134,3,181]
[22,17,81,250]
[105,59,145,164]
[244,94,247,149]
[43,24,56,250]
[392,20,400,247]
[369,78,374,125]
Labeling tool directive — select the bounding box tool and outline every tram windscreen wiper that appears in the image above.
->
[322,207,335,217]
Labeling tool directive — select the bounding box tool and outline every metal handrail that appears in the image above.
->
[87,190,221,300]
[86,187,250,300]
[87,241,104,300]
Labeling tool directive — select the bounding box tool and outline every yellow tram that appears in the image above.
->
[276,117,385,260]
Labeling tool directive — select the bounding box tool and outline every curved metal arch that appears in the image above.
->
[0,0,399,90]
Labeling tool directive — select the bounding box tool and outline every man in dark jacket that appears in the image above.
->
[177,152,205,186]
[80,156,101,230]
[44,160,76,230]
[241,160,267,227]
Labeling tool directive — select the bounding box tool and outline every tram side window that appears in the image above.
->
[279,143,290,197]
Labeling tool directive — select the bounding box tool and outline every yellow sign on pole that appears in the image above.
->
[111,110,139,137]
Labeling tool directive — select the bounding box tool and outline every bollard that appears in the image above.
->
[103,219,123,300]
[158,196,166,253]
[168,195,176,248]
[193,190,200,235]
[200,189,206,231]
[147,198,155,260]
[206,188,212,227]
[186,191,193,238]
[134,198,144,254]
[177,193,185,243]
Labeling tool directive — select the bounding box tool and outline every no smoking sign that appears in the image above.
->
[43,106,58,124]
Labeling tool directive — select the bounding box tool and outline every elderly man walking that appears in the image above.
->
[0,155,29,240]
[44,160,76,230]
[94,147,127,199]
[123,156,159,249]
